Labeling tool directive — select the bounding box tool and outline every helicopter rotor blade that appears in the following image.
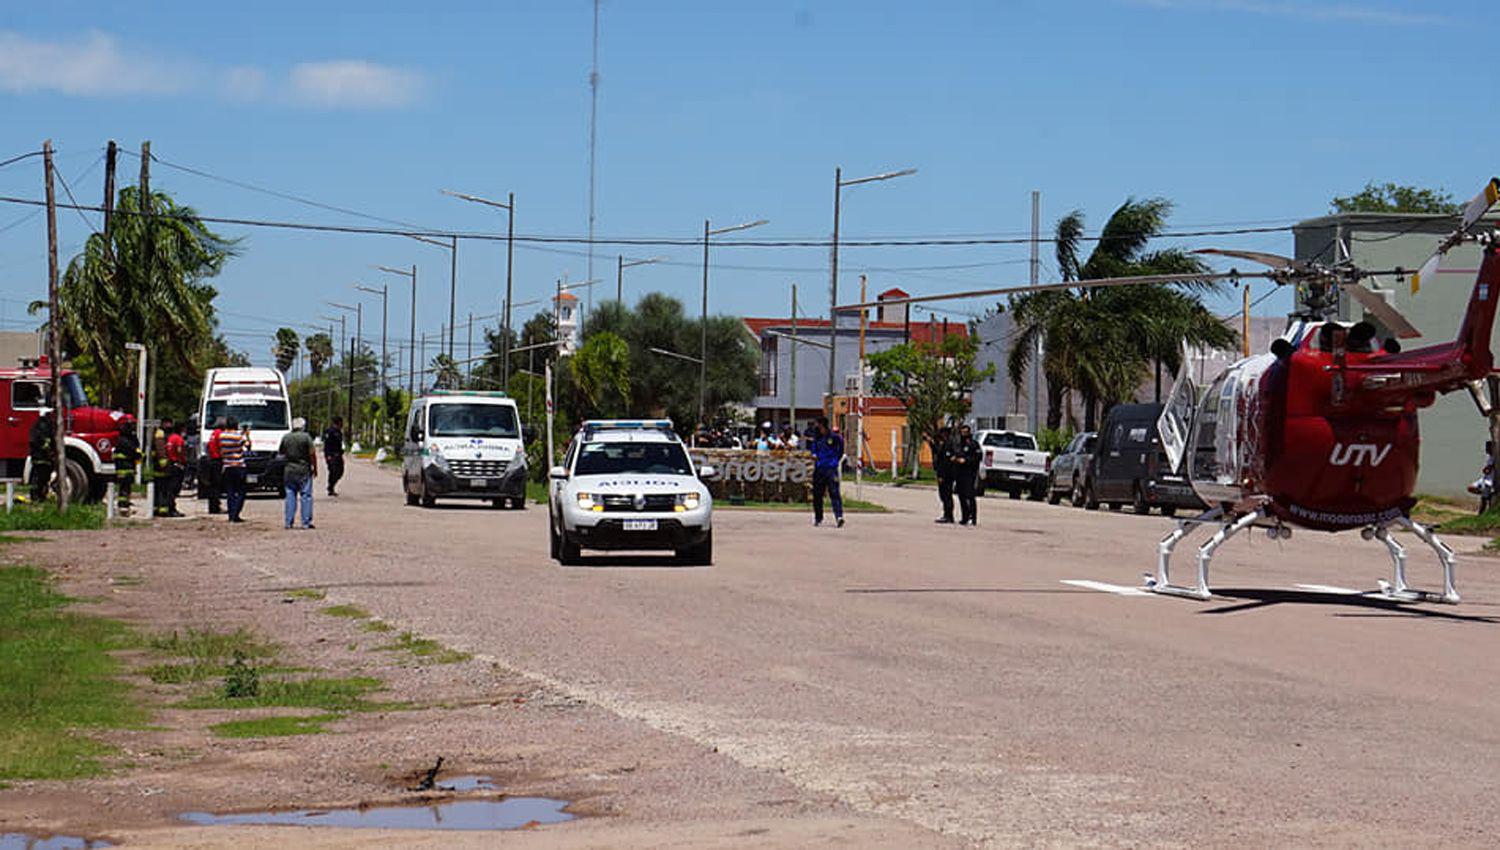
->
[1410,177,1499,295]
[1343,284,1421,339]
[834,270,1270,312]
[1193,248,1298,269]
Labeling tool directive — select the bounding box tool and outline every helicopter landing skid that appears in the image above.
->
[1145,506,1265,601]
[1370,517,1459,604]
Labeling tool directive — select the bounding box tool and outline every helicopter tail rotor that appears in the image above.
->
[1410,177,1500,295]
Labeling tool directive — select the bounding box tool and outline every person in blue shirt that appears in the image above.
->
[807,416,845,527]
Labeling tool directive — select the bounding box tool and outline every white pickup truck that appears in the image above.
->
[975,430,1050,500]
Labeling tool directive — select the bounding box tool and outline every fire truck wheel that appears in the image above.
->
[63,459,90,504]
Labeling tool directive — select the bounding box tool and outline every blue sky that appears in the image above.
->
[0,1,1491,367]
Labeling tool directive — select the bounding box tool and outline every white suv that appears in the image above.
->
[548,420,715,565]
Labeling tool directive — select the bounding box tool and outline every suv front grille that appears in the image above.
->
[600,493,677,512]
[448,459,508,478]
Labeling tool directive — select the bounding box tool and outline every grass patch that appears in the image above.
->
[285,587,326,600]
[0,565,145,780]
[859,468,938,486]
[0,502,106,532]
[321,604,371,619]
[1411,494,1479,529]
[109,575,145,587]
[143,628,279,686]
[182,675,391,713]
[376,632,472,664]
[209,713,340,738]
[360,620,394,633]
[527,479,549,504]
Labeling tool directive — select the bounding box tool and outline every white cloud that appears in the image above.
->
[0,29,425,109]
[289,60,423,109]
[0,30,187,96]
[1131,0,1448,26]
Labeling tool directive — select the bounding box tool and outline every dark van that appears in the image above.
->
[1083,403,1204,516]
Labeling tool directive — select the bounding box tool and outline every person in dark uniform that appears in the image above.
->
[807,416,845,528]
[932,425,955,524]
[322,416,345,497]
[28,410,56,503]
[114,416,140,516]
[952,423,982,526]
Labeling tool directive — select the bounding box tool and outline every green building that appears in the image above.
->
[1294,212,1499,498]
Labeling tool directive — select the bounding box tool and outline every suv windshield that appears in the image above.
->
[575,441,693,476]
[205,400,289,430]
[429,403,519,438]
[982,433,1036,450]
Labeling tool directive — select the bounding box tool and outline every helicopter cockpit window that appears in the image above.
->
[1190,372,1231,484]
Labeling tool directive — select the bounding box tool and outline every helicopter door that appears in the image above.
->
[1157,351,1197,475]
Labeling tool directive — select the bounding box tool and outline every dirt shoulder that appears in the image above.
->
[0,510,945,848]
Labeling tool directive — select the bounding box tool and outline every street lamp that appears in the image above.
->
[827,167,916,403]
[405,234,459,361]
[616,255,665,303]
[326,301,362,434]
[648,346,703,363]
[375,264,417,400]
[443,189,516,390]
[316,314,344,428]
[701,218,767,428]
[352,283,388,394]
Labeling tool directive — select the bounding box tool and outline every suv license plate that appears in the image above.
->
[622,519,658,531]
[246,474,259,484]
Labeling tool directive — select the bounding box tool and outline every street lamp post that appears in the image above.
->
[827,167,916,405]
[404,234,458,360]
[443,189,515,390]
[353,283,388,393]
[326,301,361,436]
[317,314,345,429]
[700,218,767,428]
[375,264,418,401]
[616,255,665,303]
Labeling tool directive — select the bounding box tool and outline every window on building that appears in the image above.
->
[759,335,778,396]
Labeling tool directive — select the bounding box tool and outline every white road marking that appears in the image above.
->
[1294,583,1366,595]
[1061,579,1154,597]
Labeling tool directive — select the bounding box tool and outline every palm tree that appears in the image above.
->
[42,186,238,406]
[273,327,300,374]
[1008,197,1238,430]
[305,333,334,375]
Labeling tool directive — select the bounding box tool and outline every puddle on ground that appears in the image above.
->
[180,797,573,831]
[0,834,112,850]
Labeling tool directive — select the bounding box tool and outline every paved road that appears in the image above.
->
[256,460,1500,846]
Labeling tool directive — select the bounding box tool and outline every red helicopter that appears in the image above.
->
[839,178,1500,603]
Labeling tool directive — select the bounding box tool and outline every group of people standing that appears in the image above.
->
[933,423,982,526]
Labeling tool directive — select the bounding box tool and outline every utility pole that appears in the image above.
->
[139,142,155,430]
[467,312,474,382]
[827,167,841,412]
[789,284,798,430]
[447,235,458,359]
[700,220,710,428]
[587,0,600,290]
[1029,190,1041,431]
[856,274,867,500]
[102,140,117,243]
[504,193,515,390]
[43,141,66,509]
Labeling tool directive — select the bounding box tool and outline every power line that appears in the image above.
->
[0,150,44,170]
[0,195,1308,249]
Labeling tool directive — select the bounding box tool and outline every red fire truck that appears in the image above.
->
[0,358,126,502]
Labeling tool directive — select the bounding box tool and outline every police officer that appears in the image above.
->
[933,425,955,524]
[28,410,56,503]
[322,416,345,497]
[952,423,982,526]
[114,416,140,516]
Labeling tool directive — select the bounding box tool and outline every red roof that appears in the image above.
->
[742,317,967,344]
[554,291,578,302]
[878,287,910,299]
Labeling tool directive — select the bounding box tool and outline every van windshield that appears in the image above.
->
[575,442,692,476]
[205,400,289,430]
[428,403,519,438]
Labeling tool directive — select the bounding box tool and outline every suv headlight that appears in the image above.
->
[576,492,600,511]
[676,492,701,511]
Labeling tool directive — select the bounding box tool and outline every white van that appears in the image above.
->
[198,367,291,493]
[402,390,527,509]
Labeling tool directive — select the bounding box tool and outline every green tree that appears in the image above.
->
[42,185,238,408]
[570,330,631,415]
[1331,182,1462,215]
[273,327,299,374]
[1007,197,1236,430]
[868,334,995,456]
[431,353,461,390]
[305,332,333,376]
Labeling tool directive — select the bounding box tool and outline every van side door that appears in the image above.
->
[1097,421,1126,499]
